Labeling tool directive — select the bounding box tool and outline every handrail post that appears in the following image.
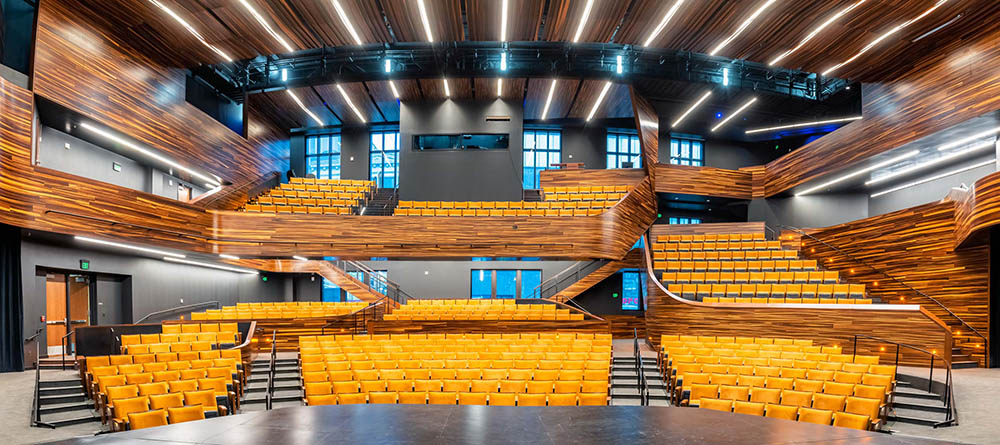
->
[928,356,935,393]
[852,335,857,362]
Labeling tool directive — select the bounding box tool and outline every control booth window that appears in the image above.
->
[621,270,647,311]
[668,217,702,224]
[470,269,542,299]
[306,133,342,179]
[669,134,704,166]
[370,130,400,188]
[523,129,561,189]
[607,131,641,169]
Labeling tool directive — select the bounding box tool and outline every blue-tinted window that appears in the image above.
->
[669,135,704,166]
[471,269,492,299]
[607,131,641,169]
[523,129,561,189]
[306,134,342,179]
[321,278,341,302]
[520,270,541,300]
[496,270,517,299]
[344,271,363,302]
[668,217,702,224]
[622,271,645,311]
[370,130,400,188]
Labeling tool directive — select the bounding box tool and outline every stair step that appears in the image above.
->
[40,386,87,396]
[952,361,979,369]
[39,401,95,415]
[892,390,940,401]
[39,414,100,428]
[39,393,88,404]
[892,401,949,414]
[38,379,83,389]
[888,411,948,427]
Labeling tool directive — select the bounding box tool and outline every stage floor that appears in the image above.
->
[42,405,957,445]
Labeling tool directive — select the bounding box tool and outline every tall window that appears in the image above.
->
[669,135,704,166]
[668,217,702,224]
[607,131,641,169]
[470,269,542,299]
[523,129,561,189]
[370,130,400,188]
[622,270,647,311]
[306,134,342,179]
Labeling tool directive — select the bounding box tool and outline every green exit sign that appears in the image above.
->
[262,276,268,282]
[612,292,619,298]
[80,259,90,270]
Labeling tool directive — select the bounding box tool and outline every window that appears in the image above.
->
[668,217,702,224]
[622,270,647,311]
[321,278,341,302]
[607,131,641,169]
[523,129,561,189]
[669,135,704,166]
[470,269,542,299]
[370,130,400,188]
[306,134,341,179]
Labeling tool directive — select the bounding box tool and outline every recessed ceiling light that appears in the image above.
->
[710,97,757,132]
[219,254,240,260]
[336,84,367,123]
[497,78,503,97]
[768,0,867,66]
[671,90,712,128]
[148,0,232,62]
[643,0,685,47]
[76,236,186,258]
[331,0,363,45]
[866,140,995,186]
[572,0,595,43]
[936,126,1000,151]
[709,0,776,56]
[388,80,400,99]
[164,257,258,274]
[795,150,919,196]
[443,78,451,97]
[870,158,995,198]
[285,90,324,126]
[384,59,392,73]
[239,0,295,53]
[540,79,557,120]
[745,116,863,134]
[722,68,729,86]
[417,0,435,42]
[500,52,508,71]
[500,0,509,42]
[79,123,221,187]
[822,0,950,76]
[586,81,613,122]
[616,55,623,74]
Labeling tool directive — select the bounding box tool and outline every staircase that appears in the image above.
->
[950,340,982,369]
[887,380,951,427]
[609,351,669,406]
[364,188,398,216]
[35,371,99,428]
[523,189,543,202]
[242,357,303,412]
[547,250,645,303]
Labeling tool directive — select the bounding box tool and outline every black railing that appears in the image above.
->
[528,259,609,300]
[781,224,988,358]
[265,330,276,411]
[322,299,386,335]
[852,334,957,428]
[60,330,75,371]
[328,259,413,305]
[634,328,649,406]
[134,301,222,324]
[32,341,54,428]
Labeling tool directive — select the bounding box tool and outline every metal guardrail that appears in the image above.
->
[265,330,276,411]
[32,341,55,428]
[780,224,988,357]
[330,259,413,305]
[322,299,386,335]
[60,330,75,371]
[528,259,609,300]
[135,301,222,324]
[634,328,649,406]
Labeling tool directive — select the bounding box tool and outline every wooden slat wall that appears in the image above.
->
[604,314,647,340]
[538,168,645,189]
[368,320,611,337]
[800,201,990,364]
[630,88,659,181]
[954,170,1000,248]
[654,164,755,199]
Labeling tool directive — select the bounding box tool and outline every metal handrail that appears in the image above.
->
[633,328,648,406]
[60,330,75,371]
[135,301,222,324]
[265,330,276,410]
[528,259,608,300]
[322,299,386,334]
[852,334,957,428]
[31,341,55,428]
[338,259,413,304]
[782,224,988,352]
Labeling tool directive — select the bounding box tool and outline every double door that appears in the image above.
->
[45,273,92,356]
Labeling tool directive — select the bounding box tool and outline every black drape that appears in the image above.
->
[0,224,24,372]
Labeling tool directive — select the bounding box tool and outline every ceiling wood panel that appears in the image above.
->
[200,0,311,55]
[255,88,342,128]
[418,77,473,100]
[314,83,383,125]
[543,0,630,43]
[473,77,527,101]
[382,0,463,42]
[566,80,632,120]
[277,0,392,46]
[364,81,406,122]
[466,0,545,41]
[523,78,579,120]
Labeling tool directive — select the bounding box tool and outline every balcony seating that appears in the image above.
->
[382,299,585,321]
[298,333,611,407]
[241,179,375,214]
[394,185,631,217]
[187,302,368,321]
[662,335,892,431]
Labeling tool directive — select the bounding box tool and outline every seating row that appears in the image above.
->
[300,331,608,340]
[398,200,621,210]
[542,185,630,194]
[305,377,607,395]
[302,367,608,381]
[104,390,223,431]
[699,399,876,431]
[260,192,365,202]
[663,271,839,282]
[305,391,606,406]
[656,233,767,243]
[383,313,585,321]
[654,250,799,261]
[276,184,371,194]
[394,208,607,217]
[653,241,783,251]
[160,322,241,333]
[668,283,867,299]
[288,177,374,186]
[122,331,239,346]
[241,205,353,215]
[655,259,816,270]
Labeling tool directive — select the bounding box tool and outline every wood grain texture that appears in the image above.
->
[548,250,644,304]
[523,79,579,120]
[368,319,611,337]
[566,80,631,120]
[541,0,630,43]
[538,168,646,189]
[630,88,659,181]
[191,172,281,211]
[229,260,391,304]
[954,170,1000,248]
[801,200,990,365]
[382,0,464,42]
[466,0,545,41]
[604,314,647,340]
[654,164,755,199]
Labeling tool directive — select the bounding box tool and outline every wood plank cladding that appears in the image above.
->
[654,164,756,200]
[954,170,1000,248]
[33,0,286,186]
[630,88,659,181]
[800,201,990,364]
[538,168,645,189]
[368,320,611,337]
[604,315,647,340]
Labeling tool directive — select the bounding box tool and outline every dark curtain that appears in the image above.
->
[0,223,24,372]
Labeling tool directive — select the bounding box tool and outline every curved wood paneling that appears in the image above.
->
[655,164,755,199]
[538,169,645,189]
[954,170,1000,248]
[630,88,659,180]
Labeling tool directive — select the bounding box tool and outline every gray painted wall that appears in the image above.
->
[20,238,290,347]
[868,157,995,216]
[748,193,869,230]
[399,99,524,201]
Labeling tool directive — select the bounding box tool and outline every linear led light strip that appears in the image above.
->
[285,90,324,126]
[540,80,557,120]
[239,0,295,53]
[709,0,776,56]
[871,158,995,198]
[586,81,613,122]
[572,0,595,43]
[76,236,186,258]
[79,123,221,188]
[443,78,451,97]
[710,97,757,132]
[795,150,919,196]
[643,0,685,47]
[219,254,241,260]
[672,90,712,128]
[417,0,434,42]
[822,0,950,76]
[768,0,867,66]
[497,78,504,98]
[336,84,367,123]
[937,126,1000,151]
[292,255,309,261]
[388,81,401,99]
[148,0,232,62]
[331,0,363,45]
[865,139,996,186]
[745,116,863,134]
[500,0,509,42]
[164,257,259,274]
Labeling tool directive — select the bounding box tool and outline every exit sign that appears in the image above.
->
[80,259,90,270]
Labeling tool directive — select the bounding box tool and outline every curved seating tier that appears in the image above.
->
[242,178,375,214]
[395,185,631,217]
[188,302,369,321]
[384,299,585,321]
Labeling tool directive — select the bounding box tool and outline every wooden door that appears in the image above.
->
[45,273,67,351]
[68,275,91,335]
